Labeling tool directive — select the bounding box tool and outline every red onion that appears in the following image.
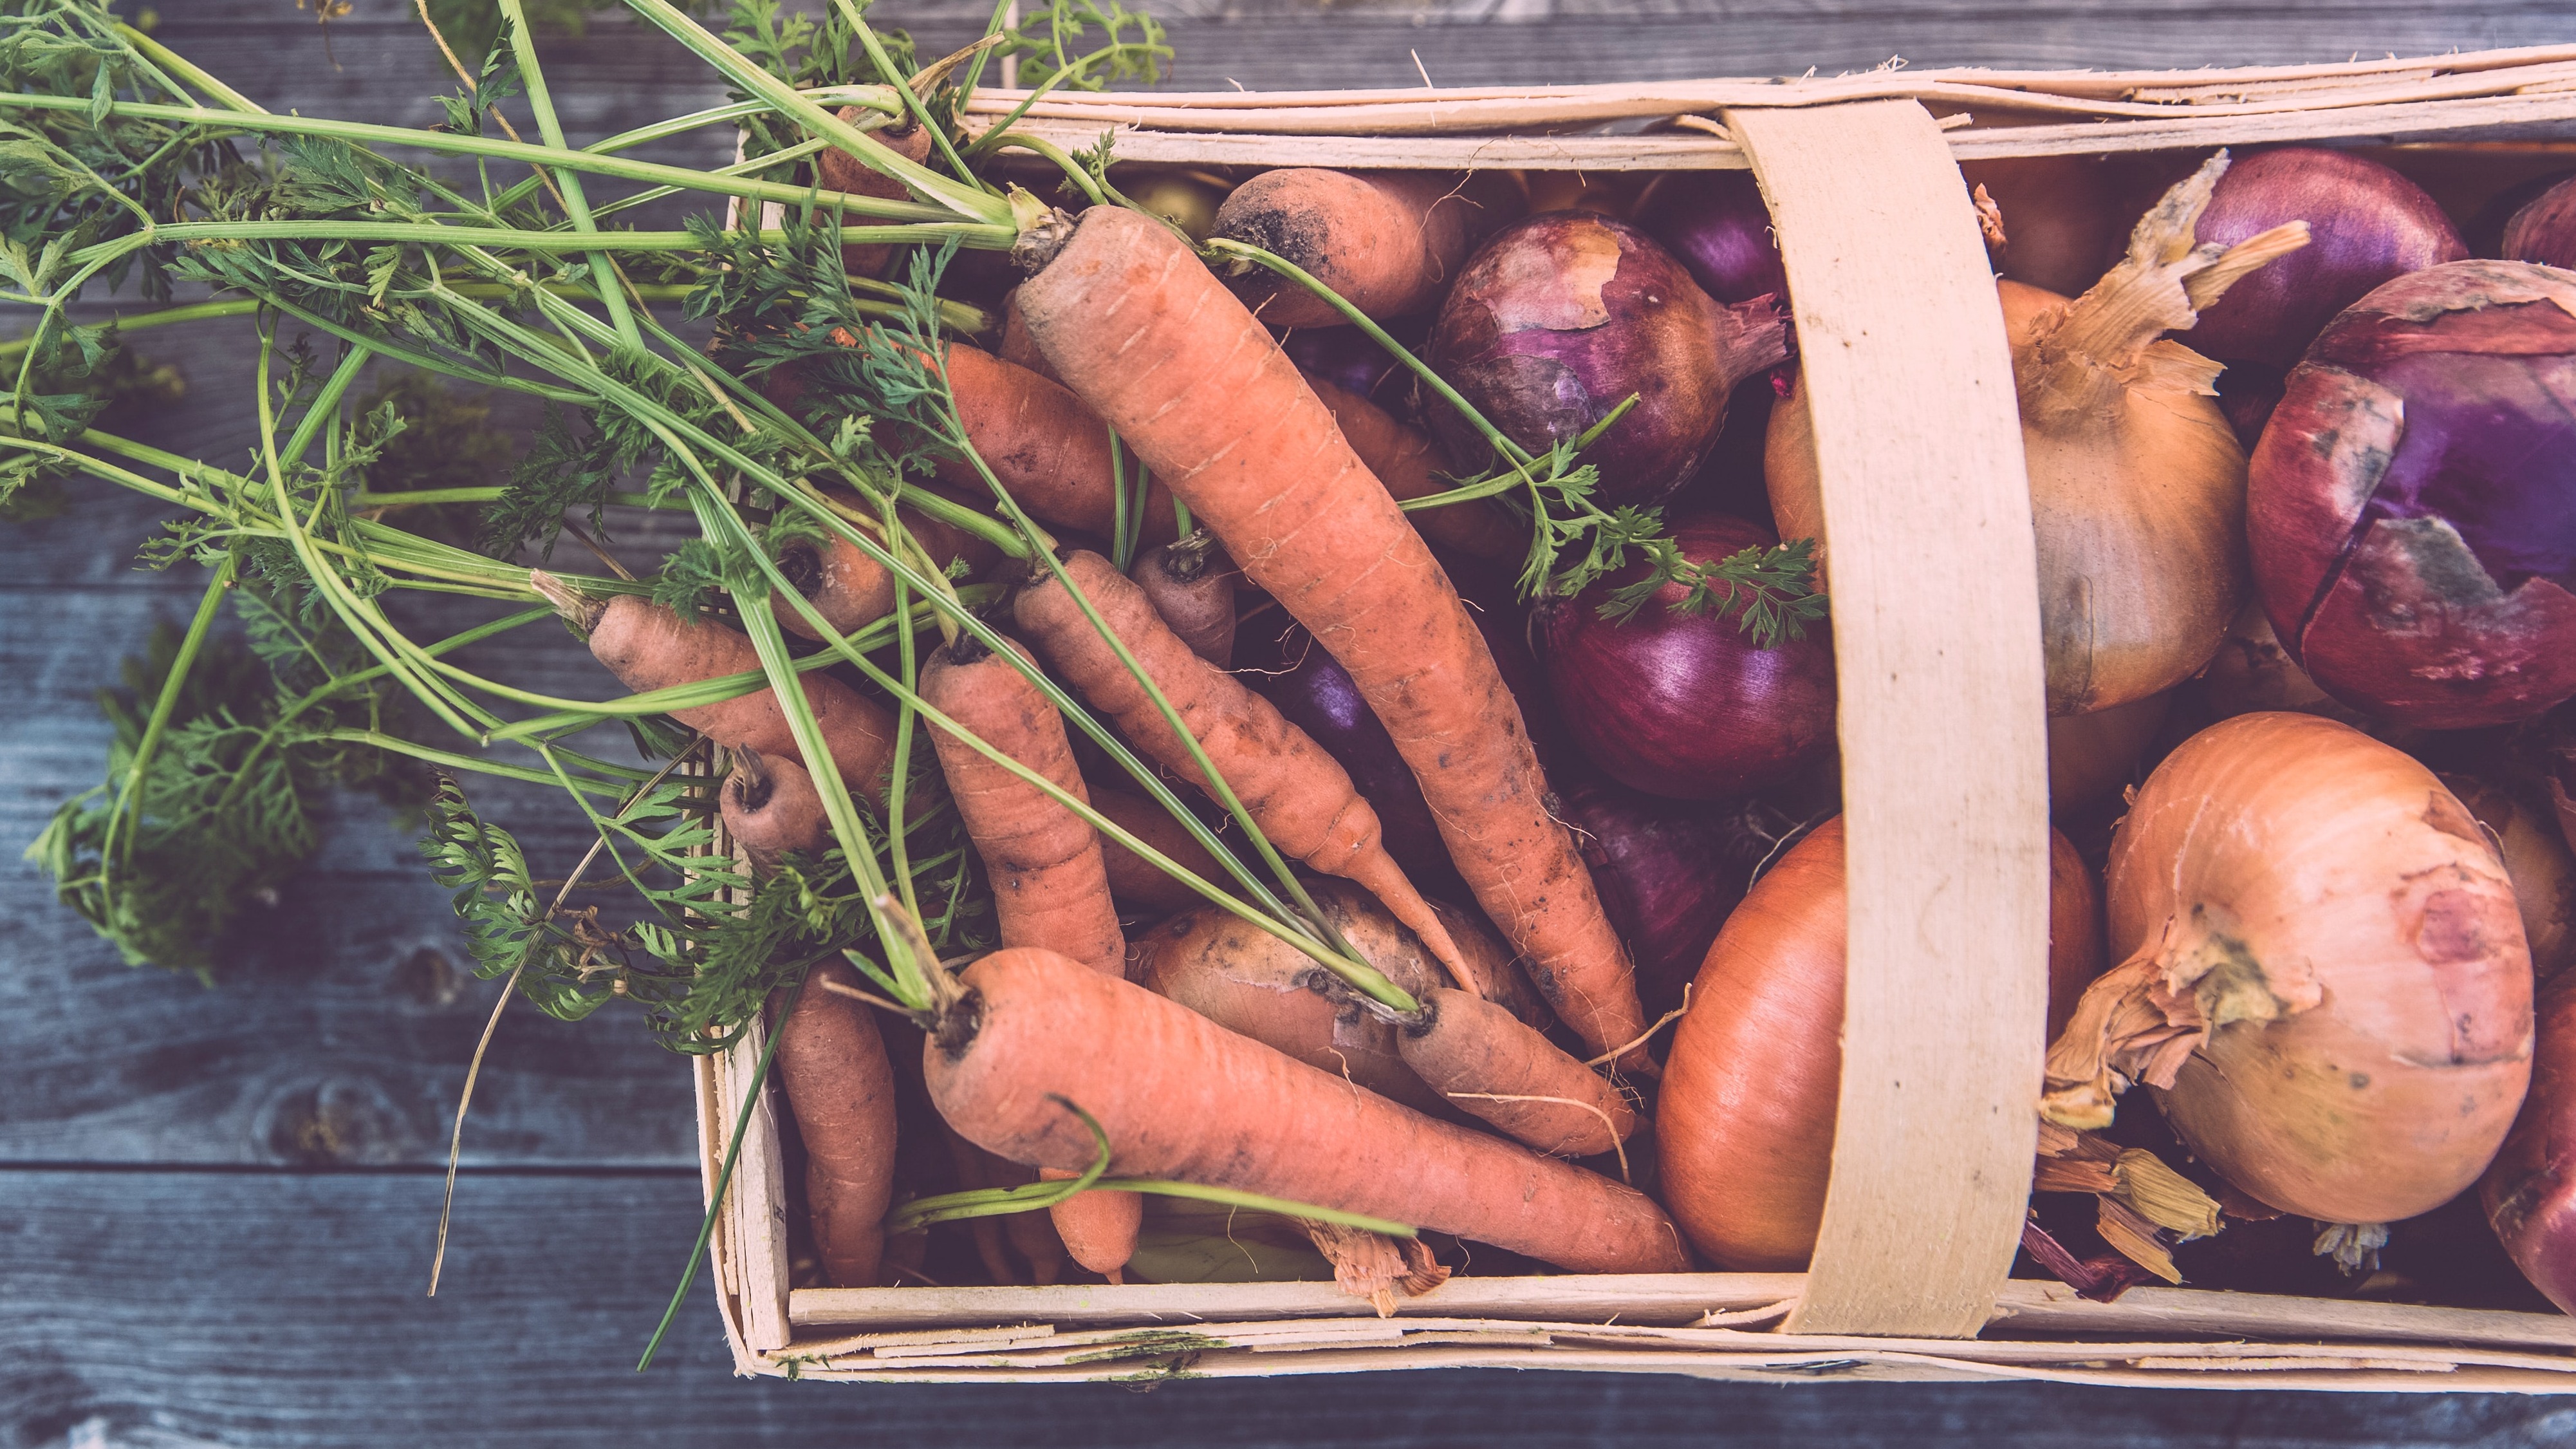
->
[2502,175,2576,270]
[1961,156,2124,300]
[1533,511,1836,801]
[1280,317,1422,413]
[1427,212,1788,509]
[1634,169,1786,308]
[2175,147,2466,370]
[2485,975,2576,1314]
[2247,261,2576,729]
[1556,779,1784,1022]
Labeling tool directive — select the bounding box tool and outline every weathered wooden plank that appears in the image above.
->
[6,1168,2575,1446]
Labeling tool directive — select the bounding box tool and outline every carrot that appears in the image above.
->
[918,631,1142,1275]
[813,113,936,280]
[550,584,898,804]
[775,957,900,1287]
[1014,549,1475,986]
[996,286,1062,385]
[1398,986,1635,1157]
[1131,878,1461,1121]
[925,946,1689,1274]
[1306,373,1525,563]
[1089,781,1225,915]
[772,498,999,642]
[1438,897,1554,1031]
[1015,207,1651,1067]
[719,747,828,878]
[1210,169,1515,327]
[941,1128,1064,1284]
[1128,532,1237,667]
[918,633,1126,978]
[932,343,1182,547]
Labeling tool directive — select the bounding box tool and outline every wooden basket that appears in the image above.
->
[693,46,2576,1388]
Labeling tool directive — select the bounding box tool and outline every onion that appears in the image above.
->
[2247,261,2576,729]
[1658,818,2102,1269]
[1427,212,1790,509]
[2483,974,2576,1313]
[1124,171,1229,243]
[1772,154,2303,717]
[1633,170,1787,308]
[2197,599,2362,726]
[1279,315,1423,411]
[2445,776,2576,982]
[1961,156,2125,300]
[2174,147,2466,371]
[1532,511,1835,801]
[2044,713,2532,1227]
[2499,174,2576,268]
[1555,779,1786,1023]
[2047,691,2174,813]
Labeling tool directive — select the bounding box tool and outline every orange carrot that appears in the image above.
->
[772,498,999,642]
[775,958,900,1286]
[1129,533,1237,667]
[1306,373,1525,563]
[1014,550,1475,986]
[551,583,898,803]
[918,633,1126,978]
[719,747,829,877]
[1015,207,1649,1067]
[932,344,1182,547]
[997,286,1062,386]
[814,114,936,280]
[1210,169,1516,327]
[1089,781,1225,915]
[925,946,1688,1274]
[918,631,1142,1274]
[1400,986,1635,1157]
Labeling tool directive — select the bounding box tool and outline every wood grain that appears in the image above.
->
[1727,100,2049,1338]
[9,1170,2576,1445]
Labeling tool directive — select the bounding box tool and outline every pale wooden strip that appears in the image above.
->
[788,1272,1806,1329]
[1943,91,2576,160]
[2128,69,2442,104]
[1988,1280,2576,1352]
[958,57,2576,133]
[1727,99,2048,1340]
[2124,1355,2451,1373]
[772,1322,1055,1359]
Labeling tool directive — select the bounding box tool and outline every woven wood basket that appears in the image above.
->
[694,46,2576,1388]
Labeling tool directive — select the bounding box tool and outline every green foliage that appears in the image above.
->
[725,0,914,160]
[996,0,1168,91]
[422,746,988,1053]
[1512,445,1828,646]
[24,577,429,978]
[1,329,184,519]
[476,402,618,559]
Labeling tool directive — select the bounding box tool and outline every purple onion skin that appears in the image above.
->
[2214,360,2286,451]
[2485,975,2576,1314]
[2248,261,2576,729]
[1535,512,1837,801]
[1427,213,1788,510]
[2503,175,2576,270]
[1238,620,1462,897]
[1557,778,1774,1021]
[1279,317,1423,413]
[1635,170,1786,307]
[2177,147,2467,370]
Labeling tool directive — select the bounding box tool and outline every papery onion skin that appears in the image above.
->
[1533,512,1837,802]
[1659,819,2102,1269]
[2177,147,2467,370]
[2446,776,2576,983]
[2057,713,2532,1226]
[2247,261,2576,729]
[1428,212,1788,509]
[2483,974,2576,1314]
[2499,174,2576,271]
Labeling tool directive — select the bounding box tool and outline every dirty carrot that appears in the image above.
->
[775,957,900,1286]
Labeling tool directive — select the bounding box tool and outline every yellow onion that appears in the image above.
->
[1660,819,2103,1269]
[2044,713,2533,1226]
[2047,690,2173,812]
[1770,154,2308,716]
[2445,776,2576,983]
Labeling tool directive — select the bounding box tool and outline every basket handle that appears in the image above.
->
[1723,98,2052,1339]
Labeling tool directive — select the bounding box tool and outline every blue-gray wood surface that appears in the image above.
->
[7,1,2576,1443]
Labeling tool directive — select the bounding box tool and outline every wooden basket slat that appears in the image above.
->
[689,46,2576,1383]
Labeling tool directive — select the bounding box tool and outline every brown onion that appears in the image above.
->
[1659,818,2102,1269]
[2047,691,2174,813]
[1772,155,2305,716]
[2044,713,2532,1227]
[2483,974,2576,1313]
[2446,776,2576,982]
